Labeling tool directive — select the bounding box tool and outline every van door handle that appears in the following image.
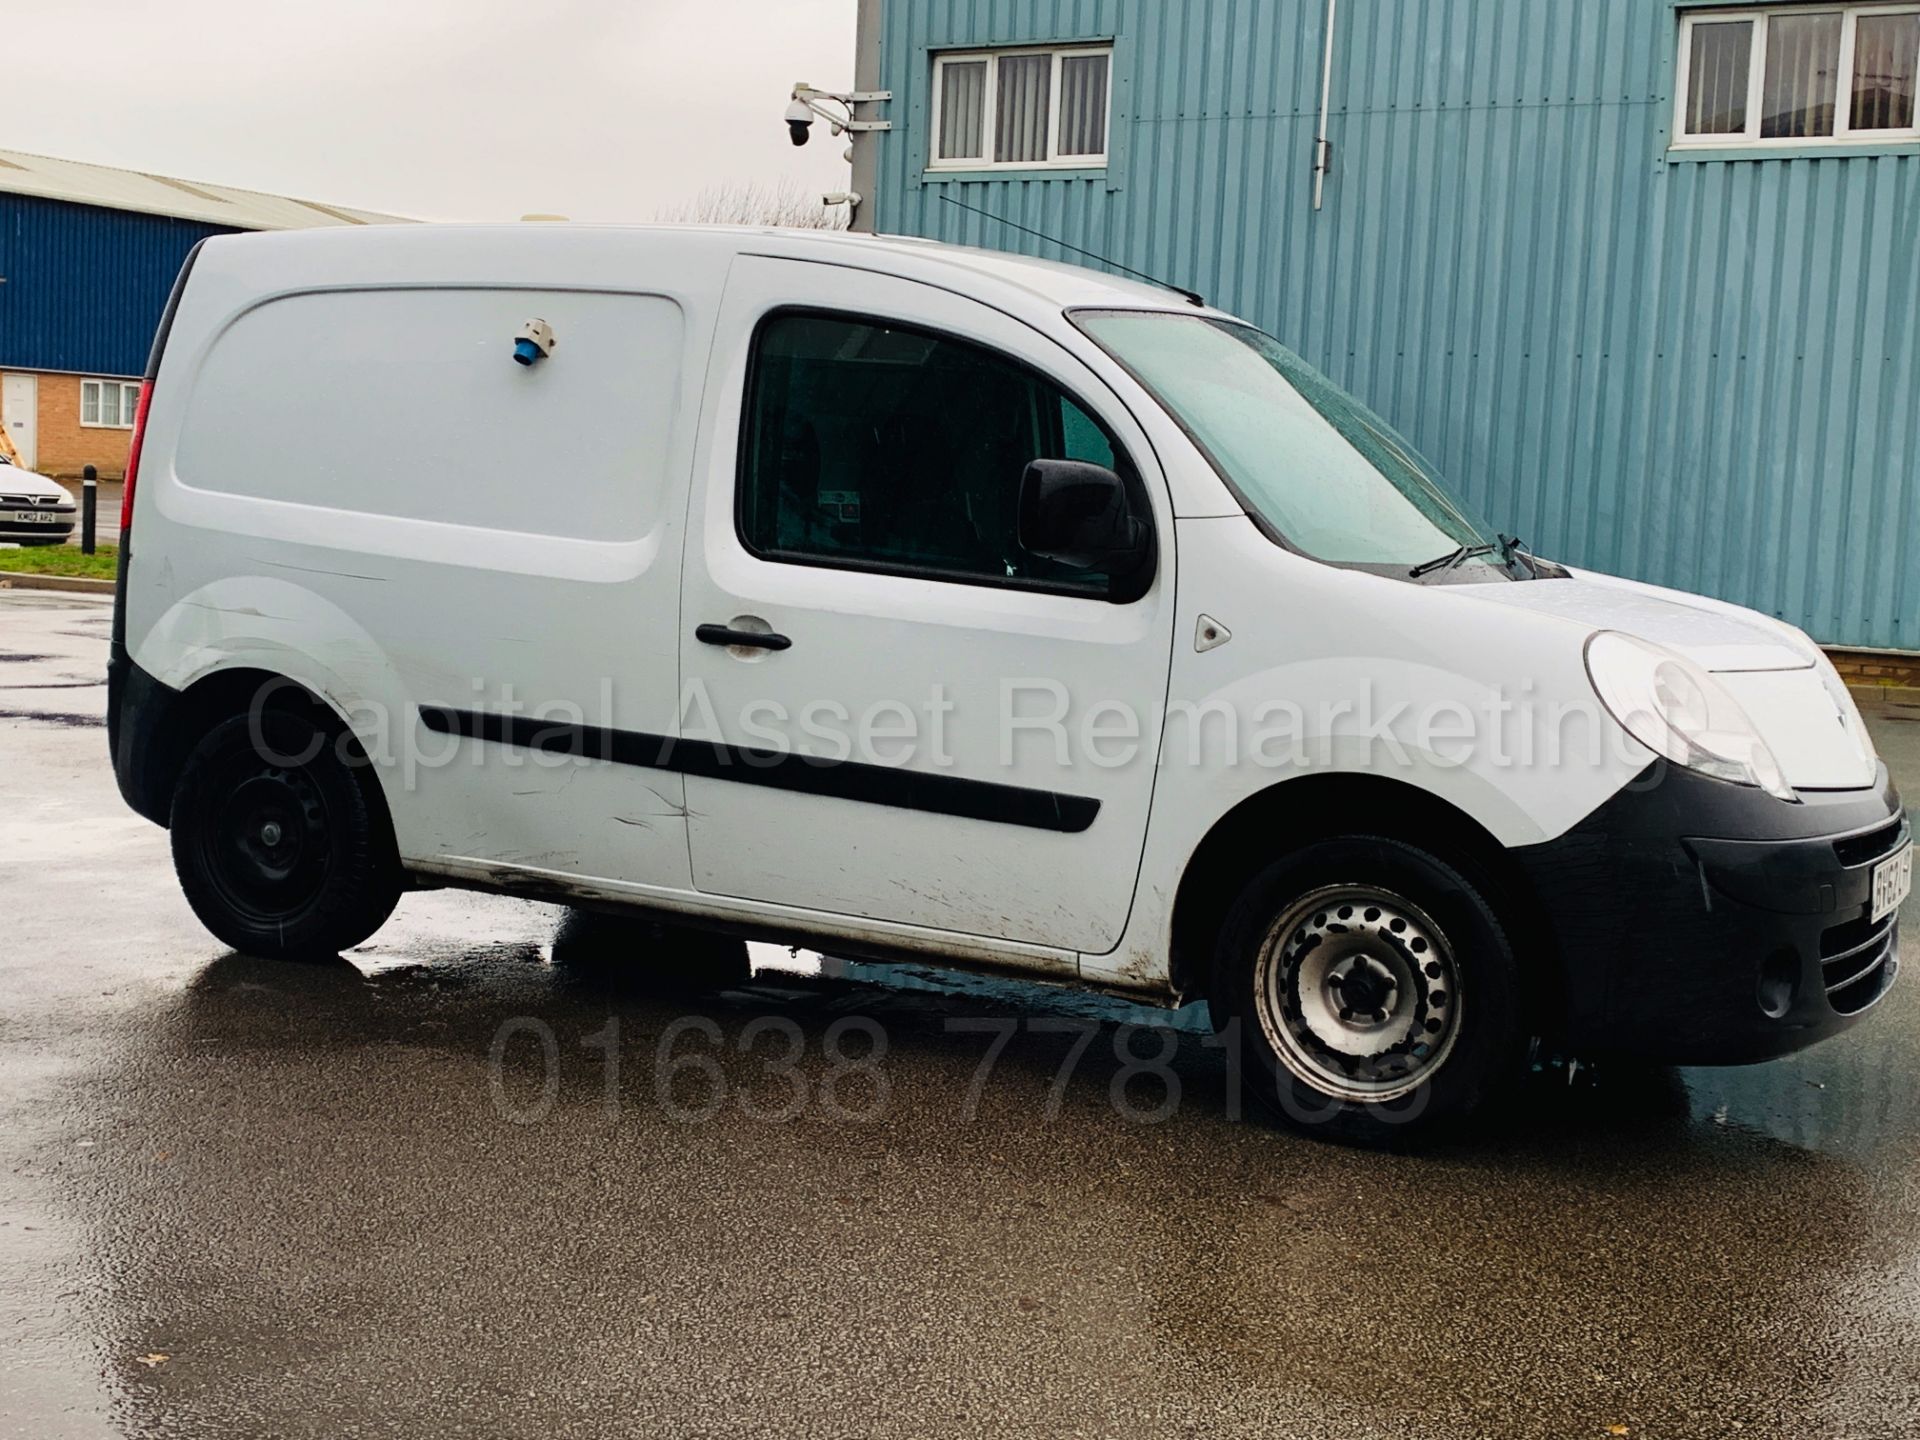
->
[695,624,792,652]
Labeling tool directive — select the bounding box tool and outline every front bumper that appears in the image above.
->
[0,514,76,544]
[1517,763,1906,1065]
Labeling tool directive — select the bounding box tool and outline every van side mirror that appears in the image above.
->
[1018,459,1155,602]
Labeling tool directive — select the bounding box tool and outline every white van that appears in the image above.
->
[109,225,1909,1139]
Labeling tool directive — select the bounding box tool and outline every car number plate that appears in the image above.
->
[6,510,56,524]
[1873,844,1913,925]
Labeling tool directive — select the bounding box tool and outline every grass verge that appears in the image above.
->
[0,543,118,580]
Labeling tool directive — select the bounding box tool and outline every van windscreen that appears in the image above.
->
[1073,310,1501,573]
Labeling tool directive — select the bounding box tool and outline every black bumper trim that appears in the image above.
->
[1517,763,1906,1065]
[108,645,178,826]
[0,524,76,541]
[421,704,1101,834]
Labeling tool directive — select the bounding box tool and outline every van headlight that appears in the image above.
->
[1584,631,1797,802]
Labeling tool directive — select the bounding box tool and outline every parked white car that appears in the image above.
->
[0,454,76,546]
[108,225,1909,1139]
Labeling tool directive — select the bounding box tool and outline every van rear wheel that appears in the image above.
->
[170,710,401,959]
[1212,835,1525,1144]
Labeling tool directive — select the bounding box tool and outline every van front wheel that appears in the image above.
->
[170,711,402,959]
[1212,836,1525,1144]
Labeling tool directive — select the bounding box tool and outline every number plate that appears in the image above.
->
[5,510,57,524]
[1873,844,1913,925]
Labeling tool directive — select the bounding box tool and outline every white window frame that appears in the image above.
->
[1673,4,1920,150]
[928,44,1114,172]
[79,378,141,430]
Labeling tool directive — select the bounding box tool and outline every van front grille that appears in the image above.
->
[1821,915,1898,1015]
[0,494,72,511]
[1834,816,1908,870]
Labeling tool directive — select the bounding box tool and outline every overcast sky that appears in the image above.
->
[4,0,857,222]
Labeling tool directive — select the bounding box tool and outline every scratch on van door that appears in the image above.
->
[182,600,287,622]
[1115,887,1171,985]
[1116,947,1159,985]
[511,767,584,798]
[468,865,601,904]
[255,558,390,583]
[642,784,685,814]
[499,850,582,870]
[613,816,652,830]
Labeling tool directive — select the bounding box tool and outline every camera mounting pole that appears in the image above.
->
[786,0,889,231]
[789,83,892,133]
[847,0,884,232]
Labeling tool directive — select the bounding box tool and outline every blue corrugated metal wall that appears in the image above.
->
[872,0,1920,650]
[0,194,234,377]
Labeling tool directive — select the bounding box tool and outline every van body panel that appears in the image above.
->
[127,227,738,894]
[405,854,1082,981]
[1080,514,1654,989]
[173,287,684,540]
[676,255,1178,952]
[127,573,696,885]
[1446,574,1809,672]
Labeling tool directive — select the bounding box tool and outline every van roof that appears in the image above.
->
[197,221,1218,316]
[760,227,1208,311]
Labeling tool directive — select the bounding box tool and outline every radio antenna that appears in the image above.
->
[938,194,1207,308]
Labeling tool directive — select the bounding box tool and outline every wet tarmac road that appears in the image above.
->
[2,591,1917,1439]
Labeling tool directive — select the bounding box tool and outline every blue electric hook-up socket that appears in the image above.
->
[513,318,556,366]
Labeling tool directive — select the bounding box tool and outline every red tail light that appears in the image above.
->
[120,381,152,535]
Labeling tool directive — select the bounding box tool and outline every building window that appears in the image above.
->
[1675,5,1919,148]
[930,46,1112,171]
[80,379,141,429]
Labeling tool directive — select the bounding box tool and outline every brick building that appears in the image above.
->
[0,149,406,478]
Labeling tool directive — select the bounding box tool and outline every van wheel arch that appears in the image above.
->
[1169,774,1561,1030]
[147,668,393,844]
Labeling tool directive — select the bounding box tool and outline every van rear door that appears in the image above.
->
[676,256,1176,954]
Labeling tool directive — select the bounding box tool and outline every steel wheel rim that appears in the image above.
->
[199,758,333,926]
[1252,883,1462,1102]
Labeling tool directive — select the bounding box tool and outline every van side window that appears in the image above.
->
[739,311,1125,593]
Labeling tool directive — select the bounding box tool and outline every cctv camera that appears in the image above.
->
[785,97,814,146]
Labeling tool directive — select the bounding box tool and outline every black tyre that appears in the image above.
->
[1212,835,1526,1145]
[169,709,402,959]
[551,907,753,992]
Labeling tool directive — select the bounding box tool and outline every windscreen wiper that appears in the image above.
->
[1498,533,1540,576]
[1409,543,1496,578]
